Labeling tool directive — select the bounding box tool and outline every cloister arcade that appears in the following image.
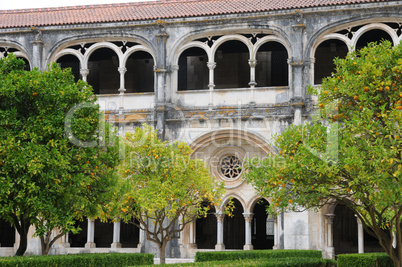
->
[0,0,401,258]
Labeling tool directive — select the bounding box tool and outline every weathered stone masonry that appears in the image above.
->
[0,0,401,258]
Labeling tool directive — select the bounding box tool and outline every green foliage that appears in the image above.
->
[0,253,153,267]
[0,54,121,255]
[155,258,334,267]
[337,253,393,267]
[244,41,402,265]
[194,250,323,262]
[107,124,225,264]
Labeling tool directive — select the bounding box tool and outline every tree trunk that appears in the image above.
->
[13,215,31,256]
[40,230,65,255]
[40,235,50,256]
[159,241,167,265]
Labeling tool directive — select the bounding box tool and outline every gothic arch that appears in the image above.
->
[305,17,402,60]
[219,193,246,213]
[53,49,84,69]
[122,45,156,68]
[247,195,271,213]
[174,41,211,66]
[0,42,31,70]
[190,128,275,155]
[351,23,398,48]
[47,35,156,65]
[210,35,251,62]
[83,42,123,70]
[253,36,292,61]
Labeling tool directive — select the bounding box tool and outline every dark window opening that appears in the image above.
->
[214,40,249,89]
[94,219,113,248]
[333,204,384,256]
[356,29,393,50]
[252,199,274,249]
[126,51,154,93]
[0,217,15,247]
[314,39,348,84]
[256,42,288,87]
[178,47,208,91]
[196,202,217,249]
[87,48,119,95]
[57,54,80,82]
[20,58,30,71]
[223,198,245,249]
[120,220,140,248]
[69,218,88,247]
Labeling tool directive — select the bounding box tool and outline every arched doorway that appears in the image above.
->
[333,204,384,255]
[178,47,208,91]
[314,39,348,84]
[196,202,217,249]
[256,41,288,87]
[252,199,274,249]
[214,40,249,89]
[57,54,81,82]
[94,219,113,248]
[0,217,15,247]
[223,198,245,249]
[125,51,154,93]
[120,220,140,248]
[87,48,119,94]
[69,218,87,247]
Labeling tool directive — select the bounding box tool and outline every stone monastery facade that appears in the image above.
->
[0,0,401,259]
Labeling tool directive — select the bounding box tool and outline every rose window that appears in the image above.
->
[220,155,242,179]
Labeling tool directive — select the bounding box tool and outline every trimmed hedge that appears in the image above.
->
[156,257,336,267]
[0,253,154,267]
[337,253,393,267]
[195,250,323,262]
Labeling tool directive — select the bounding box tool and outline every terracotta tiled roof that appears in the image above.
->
[0,0,392,29]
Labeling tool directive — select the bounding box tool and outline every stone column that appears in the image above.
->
[243,213,254,250]
[154,29,169,140]
[62,233,70,248]
[289,22,306,126]
[171,65,179,104]
[248,59,257,104]
[355,215,364,253]
[325,214,335,259]
[118,67,127,94]
[80,68,89,82]
[186,221,197,249]
[31,28,44,70]
[85,219,96,248]
[248,59,257,88]
[111,220,122,248]
[207,62,216,109]
[273,216,278,250]
[215,213,225,251]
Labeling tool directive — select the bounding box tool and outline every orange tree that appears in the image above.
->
[0,55,120,255]
[244,41,402,266]
[107,125,226,264]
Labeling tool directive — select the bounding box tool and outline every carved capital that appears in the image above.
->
[215,213,225,222]
[118,67,127,74]
[172,65,179,71]
[248,59,257,68]
[80,68,89,76]
[288,58,305,67]
[243,213,254,223]
[207,62,216,70]
[325,214,335,224]
[292,23,306,31]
